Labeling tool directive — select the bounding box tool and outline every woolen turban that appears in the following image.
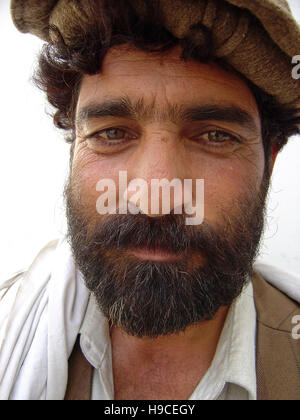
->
[10,0,300,110]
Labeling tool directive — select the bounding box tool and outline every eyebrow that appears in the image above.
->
[76,96,259,134]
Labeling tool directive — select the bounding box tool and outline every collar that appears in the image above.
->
[189,281,257,400]
[79,294,114,399]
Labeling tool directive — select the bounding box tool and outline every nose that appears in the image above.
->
[123,129,187,217]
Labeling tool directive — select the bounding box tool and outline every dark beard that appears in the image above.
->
[65,175,269,338]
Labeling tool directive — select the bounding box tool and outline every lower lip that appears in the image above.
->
[130,247,180,262]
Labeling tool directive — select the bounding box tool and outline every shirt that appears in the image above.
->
[79,281,257,400]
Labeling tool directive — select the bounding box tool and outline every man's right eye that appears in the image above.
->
[97,128,128,141]
[85,127,138,152]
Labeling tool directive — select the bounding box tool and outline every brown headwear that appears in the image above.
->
[10,0,300,110]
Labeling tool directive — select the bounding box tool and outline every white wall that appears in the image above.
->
[0,0,299,281]
[0,1,70,281]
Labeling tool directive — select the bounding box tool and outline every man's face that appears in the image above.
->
[66,45,268,337]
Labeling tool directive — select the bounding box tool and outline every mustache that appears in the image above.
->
[93,212,201,252]
[69,209,262,269]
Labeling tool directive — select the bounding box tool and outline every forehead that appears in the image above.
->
[77,45,260,123]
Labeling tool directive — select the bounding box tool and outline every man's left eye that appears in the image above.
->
[189,129,242,152]
[205,130,237,143]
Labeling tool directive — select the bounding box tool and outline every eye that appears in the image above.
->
[190,129,241,151]
[85,127,138,151]
[100,128,128,141]
[205,130,235,143]
[91,128,129,141]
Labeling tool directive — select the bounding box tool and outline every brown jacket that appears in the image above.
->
[65,272,300,400]
[253,272,300,400]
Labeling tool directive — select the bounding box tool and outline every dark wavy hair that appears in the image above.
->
[33,0,300,166]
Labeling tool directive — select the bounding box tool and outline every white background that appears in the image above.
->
[0,0,300,281]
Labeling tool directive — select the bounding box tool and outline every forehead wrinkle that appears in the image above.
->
[126,95,183,124]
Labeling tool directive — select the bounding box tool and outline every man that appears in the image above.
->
[0,0,300,400]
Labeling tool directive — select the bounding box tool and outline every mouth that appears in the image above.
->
[129,246,181,262]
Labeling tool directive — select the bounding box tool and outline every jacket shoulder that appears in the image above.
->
[252,271,300,400]
[252,271,300,332]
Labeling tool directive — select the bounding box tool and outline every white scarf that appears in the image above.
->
[0,238,89,400]
[0,237,299,400]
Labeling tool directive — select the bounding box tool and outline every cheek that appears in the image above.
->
[71,146,121,213]
[191,150,265,223]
